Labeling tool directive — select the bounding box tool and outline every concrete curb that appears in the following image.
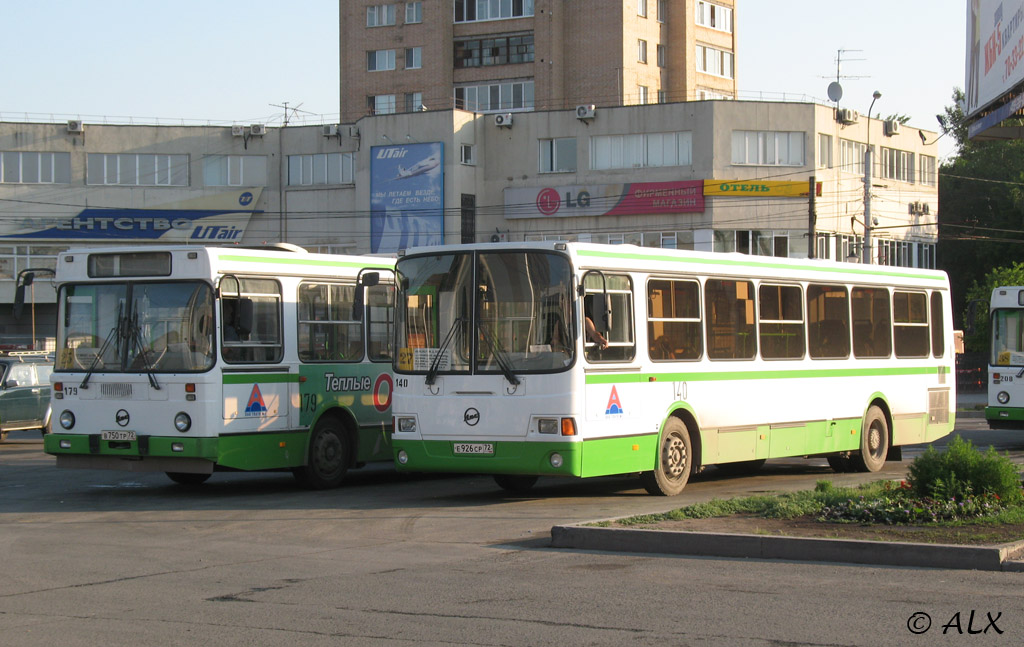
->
[550,523,1024,572]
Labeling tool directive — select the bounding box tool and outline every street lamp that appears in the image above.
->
[863,90,881,264]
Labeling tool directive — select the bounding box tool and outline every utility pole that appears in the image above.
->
[807,176,816,258]
[863,90,881,264]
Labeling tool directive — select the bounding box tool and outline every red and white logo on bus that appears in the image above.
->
[373,373,393,412]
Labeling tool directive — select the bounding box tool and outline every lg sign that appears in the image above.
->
[535,188,591,216]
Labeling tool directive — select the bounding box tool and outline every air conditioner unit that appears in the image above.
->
[576,104,597,120]
[883,119,900,136]
[231,125,246,137]
[344,125,360,139]
[494,113,513,127]
[66,119,84,134]
[836,108,859,125]
[322,124,339,137]
[249,124,267,136]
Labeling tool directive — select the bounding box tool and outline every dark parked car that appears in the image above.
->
[0,351,53,440]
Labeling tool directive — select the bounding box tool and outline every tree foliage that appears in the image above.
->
[937,88,1024,325]
[963,262,1024,352]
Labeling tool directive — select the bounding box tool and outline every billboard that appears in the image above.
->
[0,189,261,242]
[369,142,444,253]
[965,0,1024,118]
[504,181,704,219]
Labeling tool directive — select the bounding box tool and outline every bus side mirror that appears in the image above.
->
[351,272,380,321]
[12,271,34,320]
[235,298,254,338]
[599,294,613,332]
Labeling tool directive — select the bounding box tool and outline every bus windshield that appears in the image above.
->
[992,308,1024,366]
[396,250,574,375]
[56,281,215,373]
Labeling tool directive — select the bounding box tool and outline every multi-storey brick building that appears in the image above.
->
[340,0,737,121]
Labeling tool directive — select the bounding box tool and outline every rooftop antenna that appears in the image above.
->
[269,101,315,127]
[822,49,868,110]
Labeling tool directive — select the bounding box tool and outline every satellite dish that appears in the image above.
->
[827,82,843,102]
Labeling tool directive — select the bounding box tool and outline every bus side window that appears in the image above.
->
[807,284,850,359]
[583,274,635,362]
[930,292,944,358]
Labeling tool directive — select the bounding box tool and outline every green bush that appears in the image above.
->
[906,435,1023,503]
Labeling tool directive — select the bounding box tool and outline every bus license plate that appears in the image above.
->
[101,430,137,442]
[453,442,494,455]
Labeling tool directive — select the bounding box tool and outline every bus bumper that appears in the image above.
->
[392,439,582,477]
[985,406,1024,427]
[44,433,219,473]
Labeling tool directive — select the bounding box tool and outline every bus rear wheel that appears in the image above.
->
[641,417,692,496]
[851,405,889,473]
[166,472,211,485]
[293,419,350,489]
[493,474,538,493]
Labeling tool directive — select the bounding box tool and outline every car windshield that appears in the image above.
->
[395,250,574,375]
[56,281,215,373]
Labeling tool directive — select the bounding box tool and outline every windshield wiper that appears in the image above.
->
[425,317,463,386]
[477,319,520,386]
[125,306,161,390]
[80,303,124,389]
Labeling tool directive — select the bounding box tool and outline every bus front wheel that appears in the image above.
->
[166,472,211,485]
[294,419,350,489]
[641,417,692,496]
[852,405,889,473]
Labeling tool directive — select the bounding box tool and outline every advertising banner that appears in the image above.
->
[703,180,822,197]
[504,180,704,219]
[965,0,1024,117]
[0,189,261,242]
[370,142,444,253]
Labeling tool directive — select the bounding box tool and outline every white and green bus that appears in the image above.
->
[986,286,1024,429]
[390,242,956,495]
[44,245,395,488]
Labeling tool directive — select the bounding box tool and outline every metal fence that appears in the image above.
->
[956,352,986,394]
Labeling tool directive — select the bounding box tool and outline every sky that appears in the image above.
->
[1,1,966,159]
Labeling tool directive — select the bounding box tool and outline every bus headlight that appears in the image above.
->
[59,410,75,430]
[174,413,192,432]
[998,391,1010,404]
[538,418,559,434]
[550,453,564,468]
[397,417,417,433]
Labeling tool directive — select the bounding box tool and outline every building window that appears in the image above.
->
[591,132,692,170]
[367,49,396,71]
[881,147,914,182]
[638,39,648,63]
[818,133,833,168]
[539,138,576,173]
[405,1,422,23]
[203,155,267,187]
[919,154,937,186]
[454,33,534,68]
[367,4,396,27]
[287,153,355,186]
[2,152,71,184]
[638,0,647,17]
[696,44,733,78]
[454,80,534,112]
[86,153,188,186]
[404,92,424,112]
[637,85,649,105]
[840,139,866,174]
[657,44,666,67]
[657,89,667,103]
[368,94,397,115]
[697,87,733,100]
[405,47,422,69]
[731,131,805,166]
[657,0,667,21]
[696,1,732,32]
[460,144,475,165]
[454,0,535,22]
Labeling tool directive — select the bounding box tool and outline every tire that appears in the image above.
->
[640,417,693,496]
[827,456,852,473]
[293,418,350,489]
[166,472,211,485]
[851,405,889,472]
[493,474,538,493]
[715,458,766,476]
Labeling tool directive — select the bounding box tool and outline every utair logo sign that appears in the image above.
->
[244,384,268,417]
[376,147,409,159]
[605,386,624,416]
